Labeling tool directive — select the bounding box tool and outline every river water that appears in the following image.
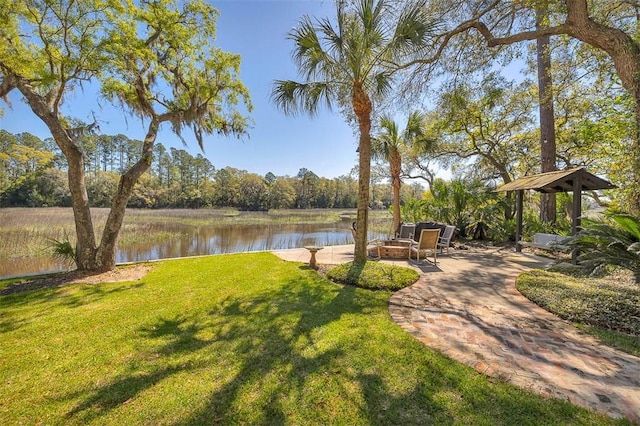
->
[0,221,387,279]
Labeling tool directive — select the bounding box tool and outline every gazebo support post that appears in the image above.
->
[515,190,524,252]
[572,175,582,261]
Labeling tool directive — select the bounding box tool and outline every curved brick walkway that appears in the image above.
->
[388,248,640,422]
[273,244,640,421]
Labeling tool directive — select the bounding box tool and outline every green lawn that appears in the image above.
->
[0,253,623,425]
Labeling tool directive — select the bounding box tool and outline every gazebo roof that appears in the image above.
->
[496,167,616,193]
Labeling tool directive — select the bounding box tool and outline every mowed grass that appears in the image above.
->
[1,253,622,425]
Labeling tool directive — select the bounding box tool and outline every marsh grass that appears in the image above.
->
[0,253,619,425]
[1,208,392,260]
[116,222,184,246]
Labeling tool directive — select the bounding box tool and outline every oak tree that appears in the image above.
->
[0,0,251,271]
[405,0,640,213]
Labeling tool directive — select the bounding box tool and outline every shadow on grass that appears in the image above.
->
[58,282,147,309]
[0,282,146,333]
[139,315,211,355]
[63,263,607,425]
[66,365,195,420]
[64,272,364,424]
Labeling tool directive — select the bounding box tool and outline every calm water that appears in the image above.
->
[0,222,387,279]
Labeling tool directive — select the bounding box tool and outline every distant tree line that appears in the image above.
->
[0,130,423,210]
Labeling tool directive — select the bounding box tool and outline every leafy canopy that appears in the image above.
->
[0,0,252,148]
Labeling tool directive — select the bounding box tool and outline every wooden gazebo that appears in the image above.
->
[496,167,616,252]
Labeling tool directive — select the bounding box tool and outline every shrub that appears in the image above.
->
[565,212,640,284]
[521,211,571,241]
[326,261,419,291]
[47,233,77,268]
[487,218,517,243]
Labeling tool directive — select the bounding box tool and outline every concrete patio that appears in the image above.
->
[272,244,640,423]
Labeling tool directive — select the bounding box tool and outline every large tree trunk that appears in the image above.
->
[537,6,557,223]
[390,147,402,234]
[14,77,160,272]
[632,98,640,214]
[353,82,373,263]
[504,191,513,220]
[95,119,159,271]
[66,144,99,270]
[14,79,99,270]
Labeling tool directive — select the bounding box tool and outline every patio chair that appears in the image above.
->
[437,225,456,255]
[394,223,416,244]
[409,228,441,265]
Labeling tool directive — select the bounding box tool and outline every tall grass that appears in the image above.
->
[0,208,393,261]
[0,208,79,259]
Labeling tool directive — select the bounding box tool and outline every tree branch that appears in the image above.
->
[0,73,16,103]
[468,21,570,47]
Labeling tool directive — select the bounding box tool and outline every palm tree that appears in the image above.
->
[373,111,433,234]
[272,0,437,263]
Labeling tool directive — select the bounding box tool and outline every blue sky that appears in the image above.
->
[0,0,365,179]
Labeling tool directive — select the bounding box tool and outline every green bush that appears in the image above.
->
[402,179,500,240]
[487,218,517,243]
[521,211,571,241]
[46,233,77,268]
[326,261,419,291]
[565,212,640,284]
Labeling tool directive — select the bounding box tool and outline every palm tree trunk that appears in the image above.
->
[390,148,402,233]
[353,83,373,263]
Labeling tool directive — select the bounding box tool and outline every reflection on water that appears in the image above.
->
[0,222,387,279]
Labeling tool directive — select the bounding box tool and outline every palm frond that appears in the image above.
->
[371,70,393,98]
[404,110,426,138]
[379,114,398,137]
[372,114,398,160]
[611,214,640,240]
[289,16,327,80]
[47,234,77,267]
[317,17,343,57]
[566,213,640,282]
[404,110,436,155]
[273,0,436,123]
[357,0,386,49]
[271,80,334,117]
[388,0,439,58]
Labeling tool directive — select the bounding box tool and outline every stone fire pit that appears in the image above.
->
[368,240,411,259]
